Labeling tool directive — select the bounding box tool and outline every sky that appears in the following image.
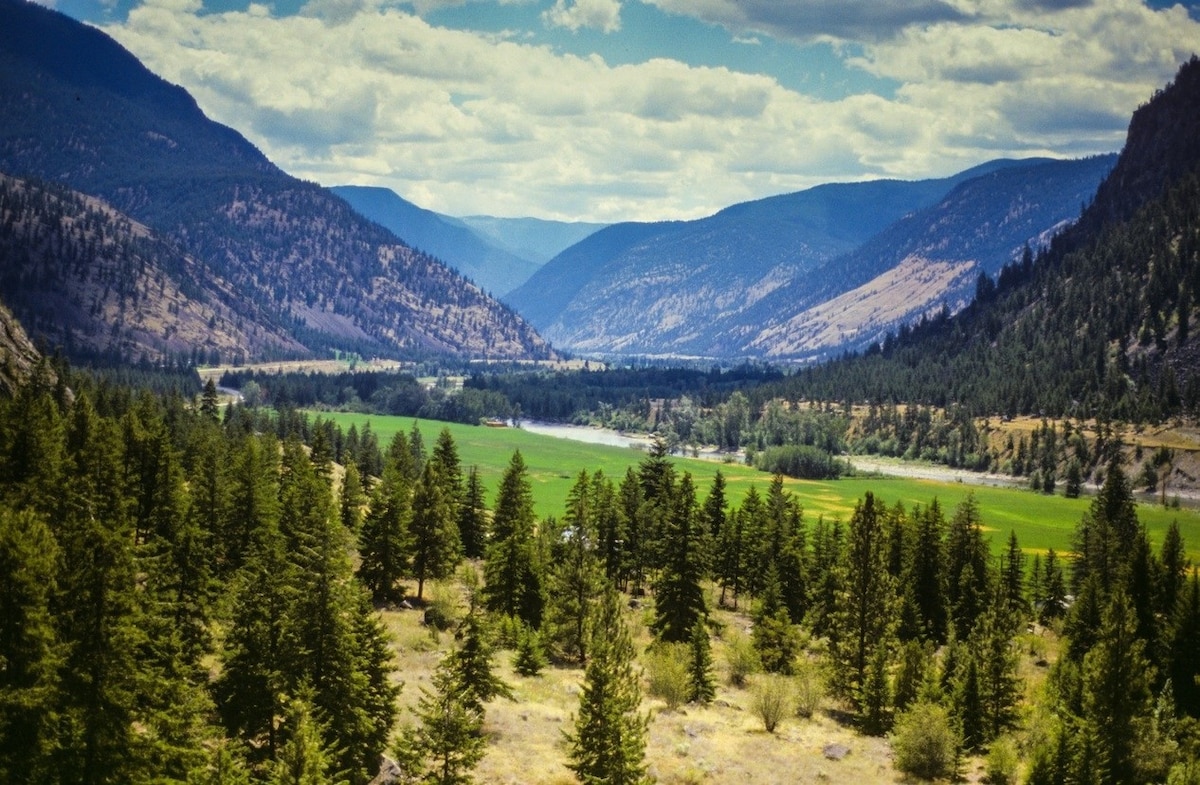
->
[43,0,1200,222]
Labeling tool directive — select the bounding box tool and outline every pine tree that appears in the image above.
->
[410,461,462,601]
[358,458,412,604]
[945,494,992,638]
[411,657,486,785]
[338,461,365,534]
[828,492,895,707]
[906,499,947,643]
[0,508,61,783]
[1080,589,1155,785]
[268,694,345,785]
[544,471,605,663]
[458,466,488,560]
[1168,569,1200,716]
[564,587,649,785]
[514,623,547,677]
[752,562,801,675]
[652,473,708,644]
[1000,531,1027,617]
[482,451,543,628]
[1040,548,1069,623]
[687,618,715,705]
[445,596,512,716]
[972,605,1021,745]
[861,642,893,736]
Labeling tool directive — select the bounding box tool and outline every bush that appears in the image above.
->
[792,659,824,719]
[645,644,691,711]
[891,700,960,781]
[986,736,1019,785]
[724,632,760,688]
[751,675,792,733]
[753,444,847,480]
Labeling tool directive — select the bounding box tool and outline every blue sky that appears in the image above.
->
[46,0,1200,222]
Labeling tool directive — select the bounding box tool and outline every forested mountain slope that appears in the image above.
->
[0,0,551,362]
[330,185,542,297]
[509,156,1109,359]
[778,57,1200,422]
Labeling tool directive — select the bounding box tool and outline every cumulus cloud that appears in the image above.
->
[542,0,622,33]
[644,0,968,43]
[97,0,1199,222]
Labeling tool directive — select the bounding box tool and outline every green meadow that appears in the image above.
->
[316,412,1200,562]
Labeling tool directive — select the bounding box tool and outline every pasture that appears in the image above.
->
[315,412,1200,562]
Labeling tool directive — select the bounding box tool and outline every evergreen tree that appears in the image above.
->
[892,639,927,714]
[971,606,1021,745]
[1000,531,1027,617]
[945,494,992,638]
[828,492,896,708]
[445,594,513,716]
[564,587,649,785]
[410,461,462,601]
[358,458,412,604]
[268,695,345,785]
[687,618,716,705]
[860,642,892,736]
[457,467,488,560]
[544,471,605,663]
[752,562,801,674]
[1080,589,1155,785]
[482,451,543,628]
[338,461,365,534]
[1168,570,1200,716]
[651,473,708,644]
[0,508,61,783]
[701,469,727,541]
[513,623,547,677]
[1040,548,1069,623]
[906,499,947,644]
[411,657,486,785]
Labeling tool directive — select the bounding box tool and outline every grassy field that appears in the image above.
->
[316,412,1200,562]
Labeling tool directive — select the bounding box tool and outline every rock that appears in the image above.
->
[822,743,850,761]
[367,755,403,785]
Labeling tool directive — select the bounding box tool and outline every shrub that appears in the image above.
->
[986,736,1019,785]
[891,700,960,781]
[724,631,760,687]
[645,644,691,711]
[751,674,792,733]
[792,659,824,719]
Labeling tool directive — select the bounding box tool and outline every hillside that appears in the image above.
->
[508,158,1104,359]
[779,57,1200,423]
[330,186,542,297]
[0,0,551,362]
[0,299,44,396]
[746,155,1116,360]
[455,214,607,267]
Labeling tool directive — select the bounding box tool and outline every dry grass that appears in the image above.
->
[375,581,1005,784]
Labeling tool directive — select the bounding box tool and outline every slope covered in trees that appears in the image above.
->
[0,0,550,363]
[773,57,1200,423]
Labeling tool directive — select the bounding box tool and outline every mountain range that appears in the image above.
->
[0,0,550,364]
[0,0,1186,373]
[508,155,1115,360]
[329,185,604,297]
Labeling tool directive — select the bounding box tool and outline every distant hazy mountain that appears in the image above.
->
[0,0,551,363]
[331,186,547,296]
[507,158,1070,358]
[455,215,607,266]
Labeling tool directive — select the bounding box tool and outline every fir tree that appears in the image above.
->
[457,467,488,560]
[445,589,512,716]
[482,451,543,628]
[861,642,892,736]
[906,499,948,644]
[651,473,708,644]
[544,472,605,663]
[564,587,649,785]
[513,623,547,678]
[752,562,801,675]
[411,657,486,785]
[1168,569,1200,716]
[687,618,716,705]
[268,695,345,785]
[828,492,896,707]
[358,458,412,604]
[338,461,365,534]
[410,461,462,601]
[0,508,61,783]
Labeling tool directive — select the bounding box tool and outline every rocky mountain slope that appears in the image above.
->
[508,157,1109,359]
[0,0,551,363]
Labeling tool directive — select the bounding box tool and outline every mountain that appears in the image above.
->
[746,155,1117,359]
[0,0,551,363]
[454,215,607,267]
[330,186,544,296]
[778,56,1200,422]
[0,298,44,397]
[508,158,1104,359]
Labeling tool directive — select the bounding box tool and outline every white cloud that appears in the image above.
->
[96,0,1197,222]
[542,0,622,32]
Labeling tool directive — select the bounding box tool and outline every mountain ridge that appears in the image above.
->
[0,0,551,363]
